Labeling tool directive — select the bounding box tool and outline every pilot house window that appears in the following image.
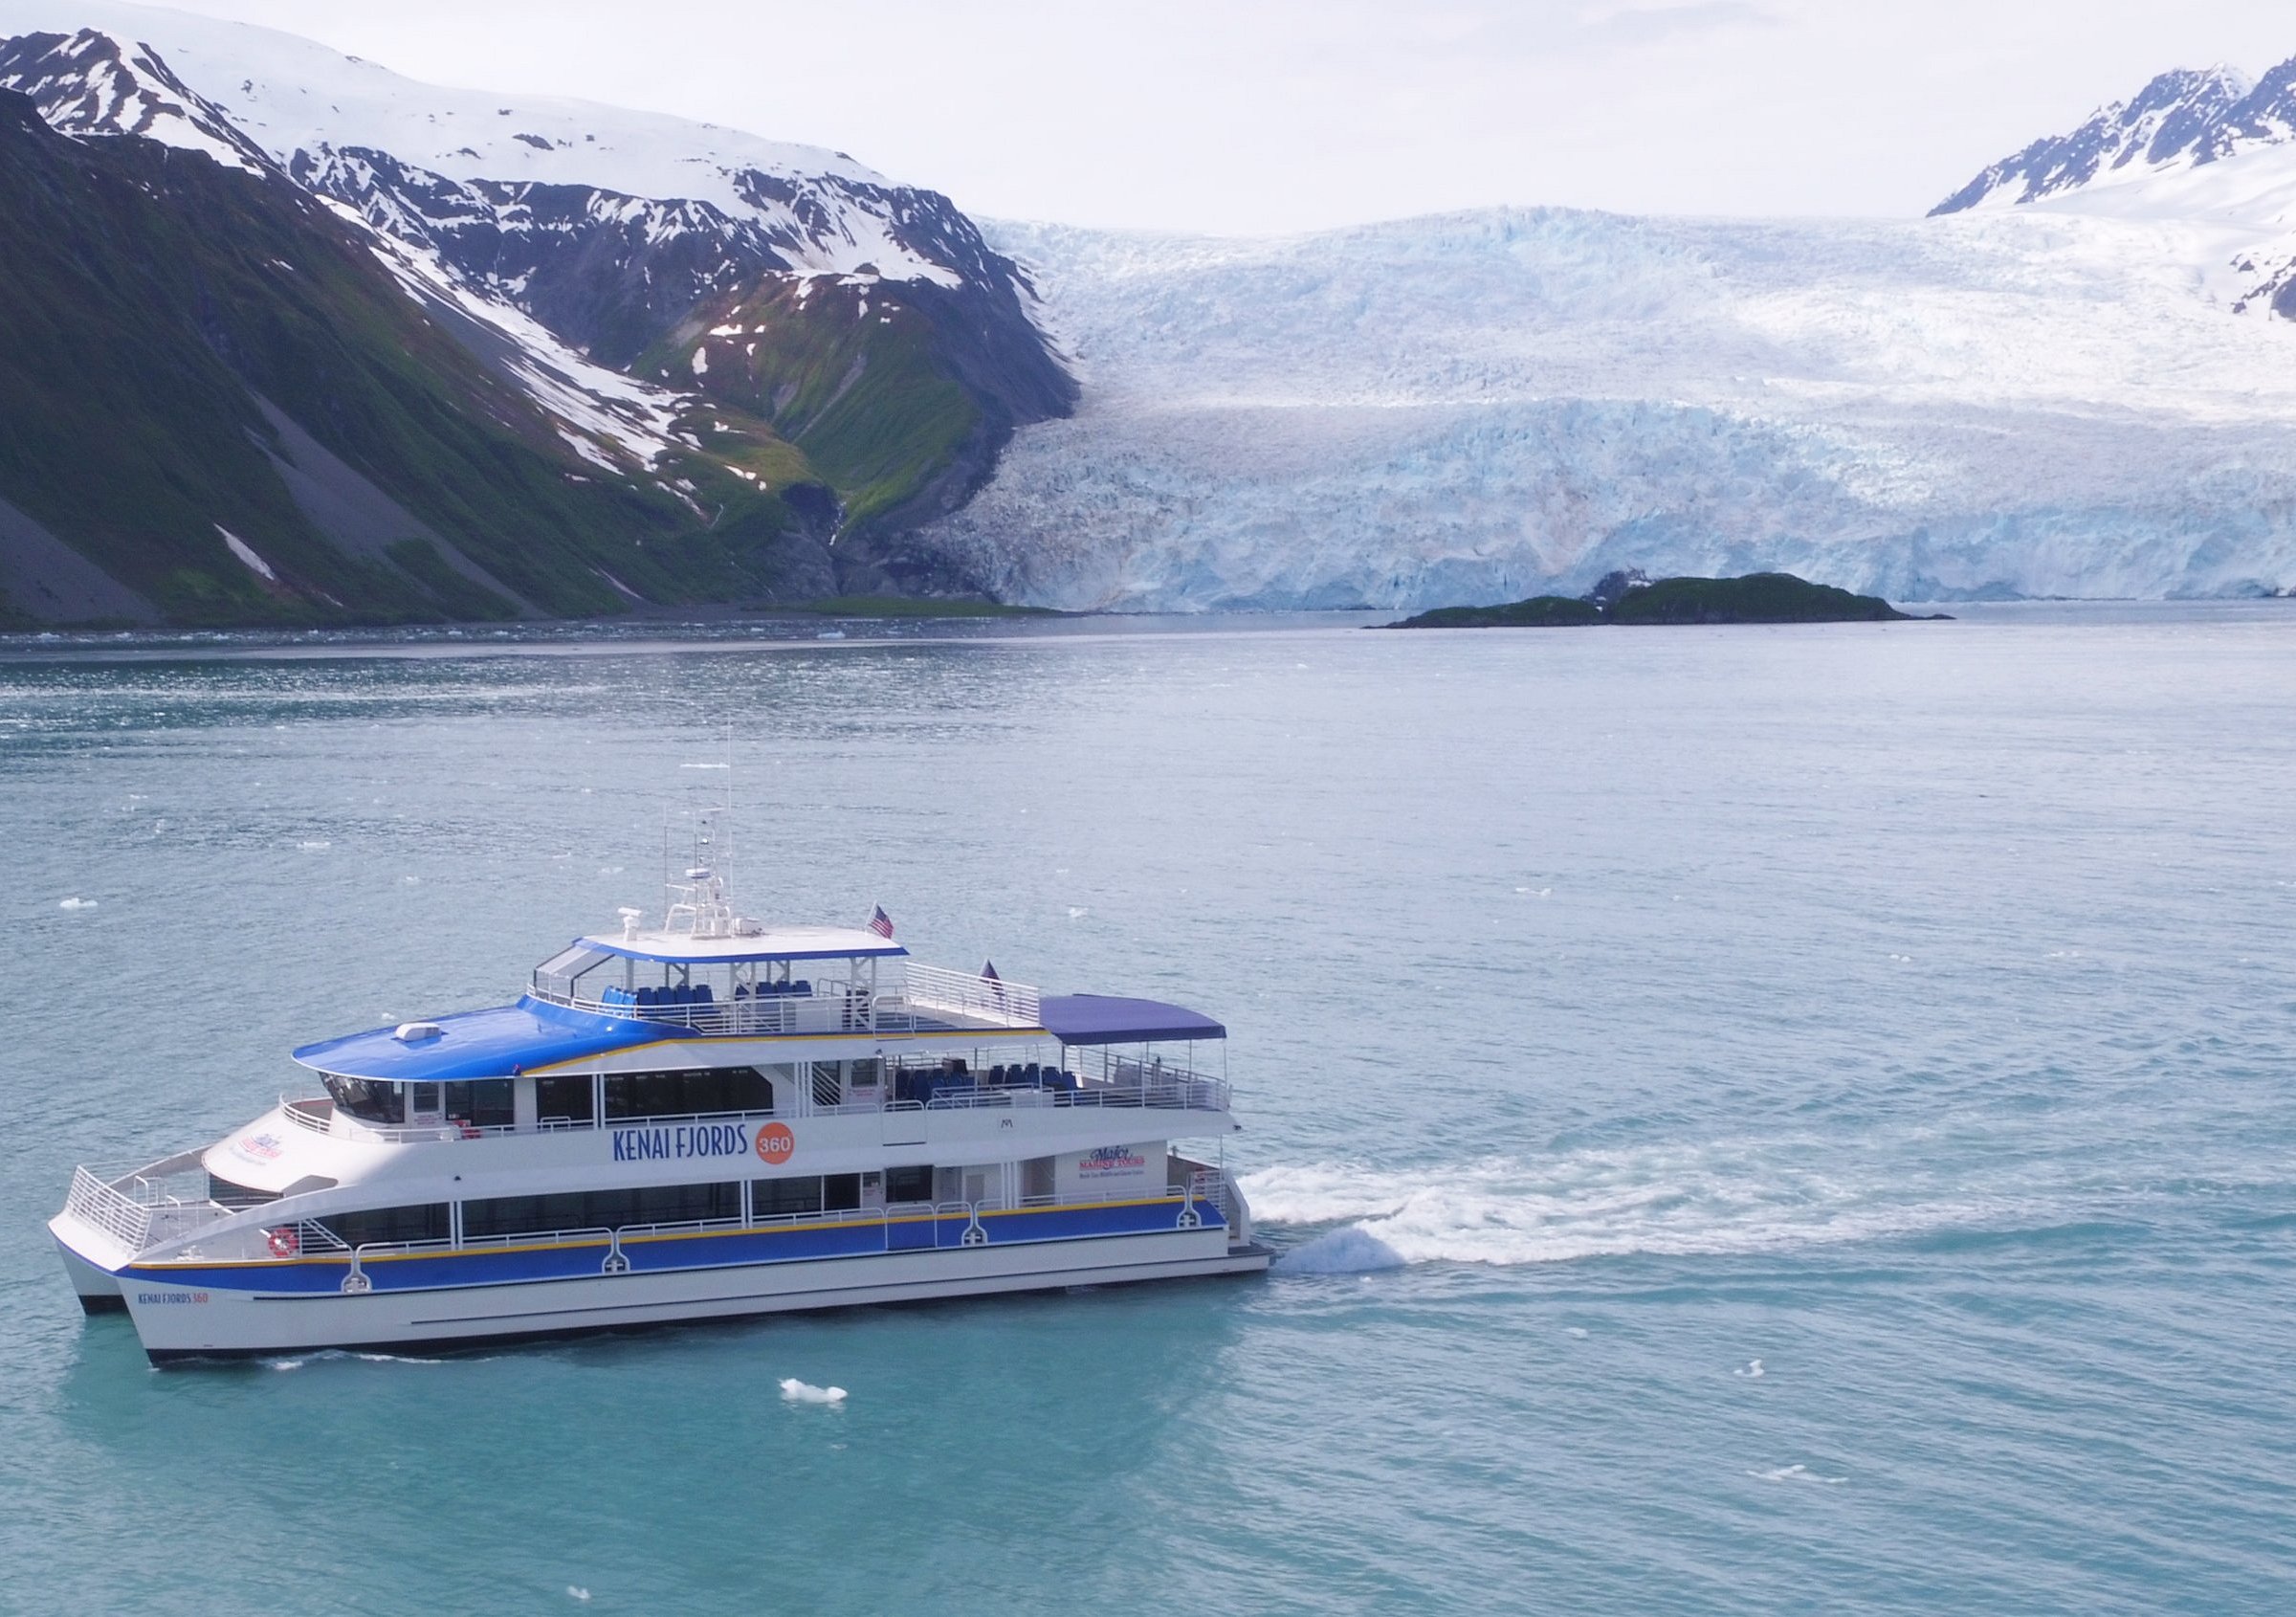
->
[602,1068,775,1121]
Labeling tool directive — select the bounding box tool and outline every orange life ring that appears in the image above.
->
[266,1226,299,1259]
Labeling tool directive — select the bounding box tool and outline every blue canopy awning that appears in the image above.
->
[1039,994,1225,1046]
[291,997,669,1081]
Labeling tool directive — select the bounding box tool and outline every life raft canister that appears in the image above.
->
[267,1226,300,1259]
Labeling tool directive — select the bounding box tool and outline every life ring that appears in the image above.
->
[266,1226,299,1259]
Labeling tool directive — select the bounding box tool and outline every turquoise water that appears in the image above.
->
[3,608,2293,1614]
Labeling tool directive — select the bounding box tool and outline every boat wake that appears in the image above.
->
[1247,1141,2013,1274]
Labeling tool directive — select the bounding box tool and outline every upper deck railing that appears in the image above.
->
[523,962,1040,1035]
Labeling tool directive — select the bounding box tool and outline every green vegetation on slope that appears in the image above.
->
[1607,573,1918,624]
[1383,572,1940,629]
[644,277,981,536]
[1387,596,1601,629]
[0,93,821,626]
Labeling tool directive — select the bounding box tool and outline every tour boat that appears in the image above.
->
[51,820,1269,1362]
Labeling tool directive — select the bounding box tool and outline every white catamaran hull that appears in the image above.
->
[93,1226,1269,1361]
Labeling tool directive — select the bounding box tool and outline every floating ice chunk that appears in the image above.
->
[1749,1463,1843,1483]
[567,1588,591,1603]
[1273,1225,1407,1274]
[57,897,97,911]
[298,840,331,851]
[780,1377,847,1405]
[1737,1359,1765,1378]
[1565,1326,1589,1338]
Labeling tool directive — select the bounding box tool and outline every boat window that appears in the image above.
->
[461,1181,741,1240]
[601,1067,775,1121]
[753,1176,825,1218]
[321,1074,403,1125]
[209,1173,278,1209]
[534,943,613,987]
[537,1074,595,1126]
[884,1164,934,1204]
[824,1173,861,1212]
[441,1079,515,1130]
[320,1203,451,1249]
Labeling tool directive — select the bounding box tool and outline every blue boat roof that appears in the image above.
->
[292,997,663,1082]
[1039,994,1225,1045]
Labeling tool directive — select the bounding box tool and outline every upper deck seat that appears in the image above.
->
[692,984,714,1004]
[791,980,810,996]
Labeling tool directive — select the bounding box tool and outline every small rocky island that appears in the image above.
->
[1382,571,1948,628]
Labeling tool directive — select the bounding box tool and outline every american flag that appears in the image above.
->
[867,904,894,940]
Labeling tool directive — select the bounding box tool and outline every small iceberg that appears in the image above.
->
[57,897,97,911]
[780,1377,847,1405]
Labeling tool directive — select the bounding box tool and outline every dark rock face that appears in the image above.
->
[1931,65,2250,214]
[1931,55,2296,217]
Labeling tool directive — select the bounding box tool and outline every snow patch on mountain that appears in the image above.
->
[0,22,265,170]
[920,209,2296,609]
[338,201,689,472]
[0,0,958,285]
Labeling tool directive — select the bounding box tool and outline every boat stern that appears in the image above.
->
[49,1209,131,1315]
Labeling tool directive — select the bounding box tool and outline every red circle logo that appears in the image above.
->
[755,1122,795,1165]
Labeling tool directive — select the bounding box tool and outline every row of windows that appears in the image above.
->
[321,1075,515,1128]
[321,1203,453,1248]
[534,1069,778,1126]
[462,1181,743,1240]
[309,1170,928,1247]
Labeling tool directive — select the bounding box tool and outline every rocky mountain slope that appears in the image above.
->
[0,3,1071,625]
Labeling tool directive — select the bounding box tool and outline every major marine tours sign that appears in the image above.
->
[610,1120,796,1164]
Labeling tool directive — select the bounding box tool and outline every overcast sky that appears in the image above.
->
[128,0,2296,233]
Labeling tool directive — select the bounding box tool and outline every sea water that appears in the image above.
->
[1,607,2291,1615]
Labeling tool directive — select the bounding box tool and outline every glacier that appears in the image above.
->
[917,207,2296,609]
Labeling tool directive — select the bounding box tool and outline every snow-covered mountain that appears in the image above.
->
[0,0,1071,605]
[1932,53,2296,321]
[916,206,2296,609]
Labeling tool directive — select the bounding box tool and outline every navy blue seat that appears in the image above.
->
[791,980,811,996]
[635,986,657,1009]
[693,984,714,1005]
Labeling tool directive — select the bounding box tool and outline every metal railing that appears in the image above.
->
[231,1179,1222,1264]
[65,1167,151,1252]
[896,964,1041,1029]
[526,979,873,1035]
[279,1096,510,1145]
[898,1066,1231,1115]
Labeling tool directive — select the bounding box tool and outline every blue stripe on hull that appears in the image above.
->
[125,1199,1224,1296]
